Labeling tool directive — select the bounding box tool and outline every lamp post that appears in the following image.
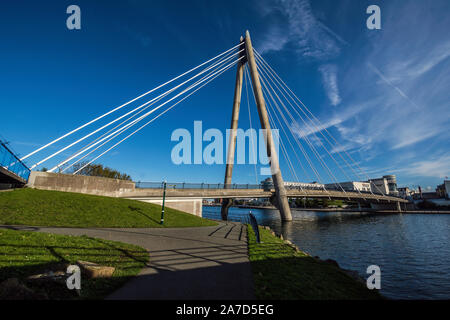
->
[160,180,167,225]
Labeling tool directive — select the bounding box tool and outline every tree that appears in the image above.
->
[70,162,132,181]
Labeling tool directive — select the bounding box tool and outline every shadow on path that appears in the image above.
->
[0,222,255,300]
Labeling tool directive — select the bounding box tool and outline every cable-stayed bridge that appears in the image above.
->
[3,31,407,221]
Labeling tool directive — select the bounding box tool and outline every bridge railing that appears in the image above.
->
[135,181,265,190]
[0,141,30,182]
[134,181,403,199]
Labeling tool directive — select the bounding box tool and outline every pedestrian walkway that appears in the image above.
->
[1,222,255,300]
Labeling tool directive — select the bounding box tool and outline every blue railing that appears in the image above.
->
[134,181,398,197]
[0,141,30,182]
[135,181,267,190]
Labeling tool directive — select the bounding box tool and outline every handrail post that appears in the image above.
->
[160,181,167,225]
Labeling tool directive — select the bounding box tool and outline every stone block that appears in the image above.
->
[77,260,115,278]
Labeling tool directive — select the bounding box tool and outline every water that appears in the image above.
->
[203,206,450,300]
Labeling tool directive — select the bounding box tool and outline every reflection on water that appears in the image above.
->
[203,206,450,300]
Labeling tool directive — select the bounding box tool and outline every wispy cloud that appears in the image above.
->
[319,64,341,106]
[259,0,344,60]
[257,0,449,186]
[367,63,420,109]
[396,154,450,178]
[385,41,450,83]
[258,25,290,54]
[319,2,449,157]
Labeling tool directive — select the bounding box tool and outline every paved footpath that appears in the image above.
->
[1,222,255,300]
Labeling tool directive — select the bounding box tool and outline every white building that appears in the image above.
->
[369,175,398,196]
[325,181,372,192]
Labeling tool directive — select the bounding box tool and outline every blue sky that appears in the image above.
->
[0,0,449,190]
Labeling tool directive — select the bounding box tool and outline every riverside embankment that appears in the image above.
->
[204,206,450,299]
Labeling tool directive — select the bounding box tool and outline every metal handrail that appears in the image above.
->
[134,180,404,199]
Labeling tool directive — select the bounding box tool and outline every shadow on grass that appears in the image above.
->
[127,206,160,225]
[0,261,143,300]
[0,237,149,300]
[250,255,382,300]
[247,228,383,300]
[0,241,254,300]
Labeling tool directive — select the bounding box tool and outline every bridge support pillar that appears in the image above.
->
[269,194,279,210]
[357,202,362,212]
[397,201,402,213]
[244,30,292,222]
[221,36,245,221]
[221,198,234,220]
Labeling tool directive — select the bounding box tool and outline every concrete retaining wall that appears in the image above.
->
[27,171,135,197]
[26,171,202,216]
[136,198,203,217]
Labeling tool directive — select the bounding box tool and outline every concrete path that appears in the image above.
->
[0,222,255,300]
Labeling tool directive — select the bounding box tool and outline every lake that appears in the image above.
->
[203,206,450,300]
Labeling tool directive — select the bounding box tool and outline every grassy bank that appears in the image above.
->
[0,228,149,299]
[247,227,382,300]
[0,188,217,228]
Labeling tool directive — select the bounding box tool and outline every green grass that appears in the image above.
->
[0,228,149,299]
[247,226,382,300]
[0,188,217,228]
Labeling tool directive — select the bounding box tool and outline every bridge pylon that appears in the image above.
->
[222,31,293,222]
[221,36,246,220]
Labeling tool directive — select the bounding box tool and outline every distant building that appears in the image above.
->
[369,175,398,196]
[398,187,413,199]
[436,184,446,198]
[261,177,273,191]
[436,180,450,199]
[446,181,450,199]
[325,181,372,192]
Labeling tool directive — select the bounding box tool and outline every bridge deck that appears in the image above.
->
[0,166,27,185]
[123,188,408,203]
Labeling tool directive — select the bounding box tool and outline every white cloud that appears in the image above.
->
[319,64,341,106]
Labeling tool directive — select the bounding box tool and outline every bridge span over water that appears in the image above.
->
[12,31,410,221]
[123,185,407,218]
[27,172,408,218]
[123,186,407,204]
